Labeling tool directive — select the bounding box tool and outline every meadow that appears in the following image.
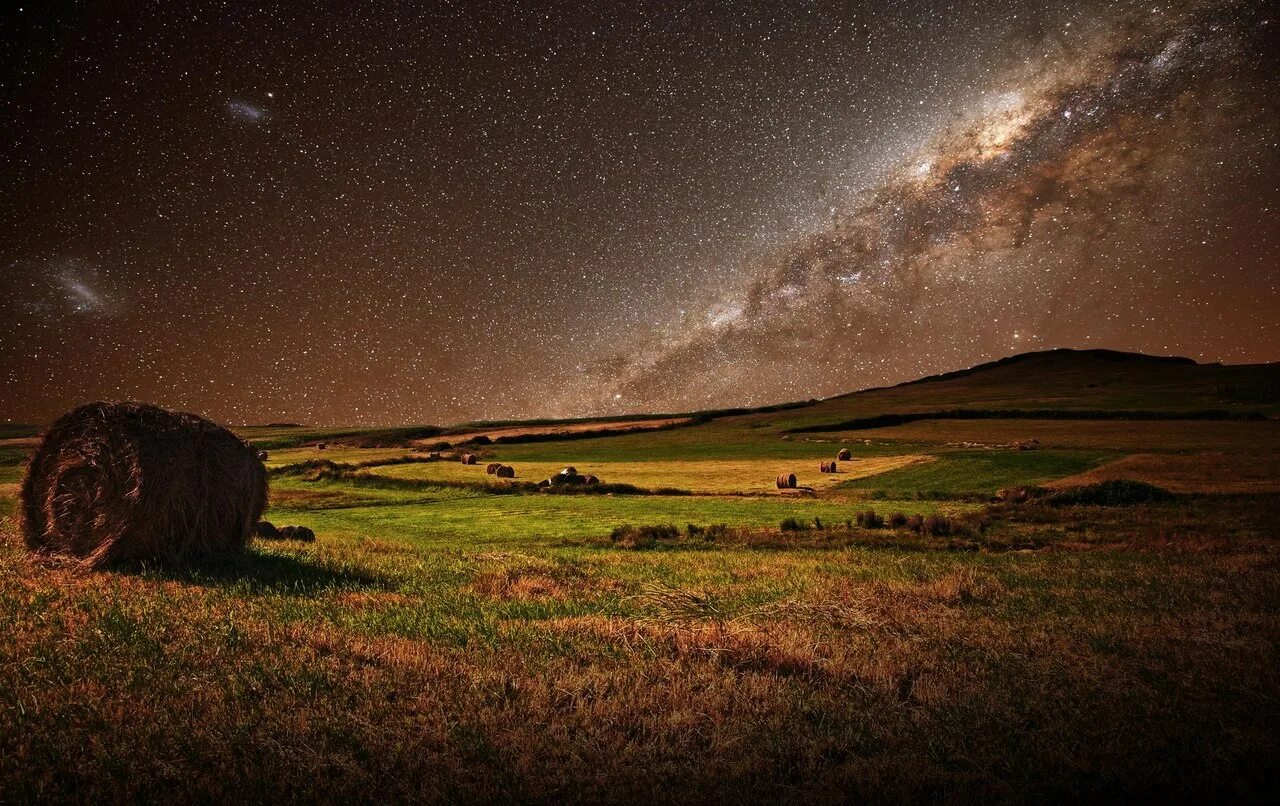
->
[1,350,1277,801]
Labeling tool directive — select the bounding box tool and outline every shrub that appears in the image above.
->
[856,510,884,528]
[703,524,730,541]
[887,511,908,528]
[923,515,952,535]
[906,515,925,533]
[609,524,680,549]
[780,517,807,532]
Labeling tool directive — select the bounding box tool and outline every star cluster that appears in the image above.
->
[1,0,1276,425]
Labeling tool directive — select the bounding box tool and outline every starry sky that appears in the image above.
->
[2,0,1277,426]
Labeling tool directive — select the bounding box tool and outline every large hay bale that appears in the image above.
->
[820,460,838,473]
[461,453,478,465]
[21,401,267,567]
[495,464,515,478]
[485,462,501,475]
[776,473,797,489]
[837,448,852,461]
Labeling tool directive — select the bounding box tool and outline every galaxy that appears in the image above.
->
[1,0,1277,425]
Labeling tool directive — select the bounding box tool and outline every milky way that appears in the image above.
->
[568,0,1280,413]
[1,0,1276,425]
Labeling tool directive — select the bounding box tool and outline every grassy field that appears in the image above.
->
[1,350,1278,800]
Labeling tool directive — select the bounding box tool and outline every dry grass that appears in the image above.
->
[1049,452,1280,493]
[1,488,1278,801]
[371,455,930,494]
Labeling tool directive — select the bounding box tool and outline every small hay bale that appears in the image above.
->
[461,453,478,465]
[776,473,797,489]
[257,450,269,462]
[20,401,267,567]
[254,520,280,539]
[277,525,316,542]
[820,460,838,473]
[837,448,852,461]
[485,462,501,475]
[537,479,551,488]
[316,442,326,450]
[561,466,577,476]
[495,464,515,478]
[583,474,599,485]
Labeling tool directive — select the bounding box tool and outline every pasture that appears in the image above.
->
[1,350,1278,801]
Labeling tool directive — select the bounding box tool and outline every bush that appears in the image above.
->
[703,524,730,541]
[1046,479,1176,506]
[923,515,952,535]
[887,511,908,528]
[780,517,807,532]
[609,524,680,549]
[906,515,925,533]
[856,510,884,528]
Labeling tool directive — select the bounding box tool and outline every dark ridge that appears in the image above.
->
[787,408,1270,434]
[823,348,1204,402]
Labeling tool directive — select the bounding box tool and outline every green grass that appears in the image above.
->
[839,449,1109,497]
[266,476,967,549]
[3,350,1279,799]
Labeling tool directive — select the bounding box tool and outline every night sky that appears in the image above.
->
[2,0,1277,426]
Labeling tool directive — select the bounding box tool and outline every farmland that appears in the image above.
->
[1,349,1278,801]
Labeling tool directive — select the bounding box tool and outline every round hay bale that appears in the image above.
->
[485,462,501,475]
[278,525,316,542]
[561,466,577,476]
[254,520,280,539]
[317,442,327,450]
[583,475,599,485]
[21,401,267,567]
[820,460,838,473]
[495,464,515,478]
[776,473,797,489]
[837,448,852,461]
[461,453,478,465]
[257,450,269,462]
[537,479,551,488]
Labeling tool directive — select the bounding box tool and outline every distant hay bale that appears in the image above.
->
[776,472,797,489]
[550,469,588,486]
[486,462,501,474]
[316,442,326,450]
[820,460,838,473]
[1017,439,1041,451]
[277,525,316,542]
[537,479,551,488]
[254,520,280,539]
[461,453,478,465]
[257,450,269,462]
[583,474,599,485]
[20,401,267,567]
[495,464,515,478]
[837,448,851,461]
